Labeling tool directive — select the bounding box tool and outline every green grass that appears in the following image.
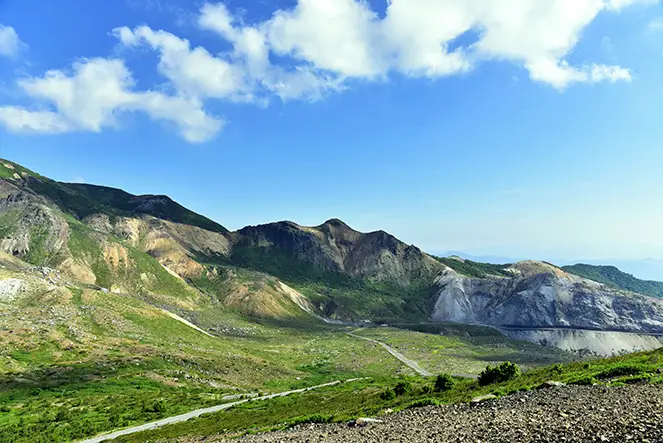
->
[0,279,404,442]
[350,326,575,374]
[0,210,21,238]
[0,163,15,179]
[113,347,663,443]
[0,274,583,443]
[562,263,663,298]
[2,272,660,443]
[432,256,512,278]
[66,218,114,287]
[65,215,193,297]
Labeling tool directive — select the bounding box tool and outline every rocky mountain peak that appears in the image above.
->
[321,218,350,229]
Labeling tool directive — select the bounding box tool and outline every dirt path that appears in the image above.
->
[347,331,478,379]
[77,379,368,443]
[347,331,433,377]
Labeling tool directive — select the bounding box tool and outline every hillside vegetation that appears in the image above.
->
[563,264,663,298]
[114,347,663,442]
[1,157,663,442]
[432,256,512,278]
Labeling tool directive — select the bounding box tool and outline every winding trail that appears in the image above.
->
[347,330,478,379]
[77,378,368,443]
[347,331,433,377]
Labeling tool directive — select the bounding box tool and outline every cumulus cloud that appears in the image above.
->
[0,0,654,142]
[194,0,642,91]
[0,58,222,142]
[0,25,26,58]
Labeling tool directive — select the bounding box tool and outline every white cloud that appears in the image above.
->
[266,0,384,78]
[0,107,70,133]
[196,0,642,90]
[0,0,653,142]
[0,58,222,142]
[114,26,249,100]
[589,64,632,82]
[0,25,26,58]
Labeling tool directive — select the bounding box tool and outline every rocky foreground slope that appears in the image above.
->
[227,384,663,443]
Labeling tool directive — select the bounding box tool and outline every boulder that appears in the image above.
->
[537,381,567,389]
[471,394,498,405]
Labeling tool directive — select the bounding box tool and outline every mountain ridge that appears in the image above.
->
[2,157,663,339]
[562,263,663,299]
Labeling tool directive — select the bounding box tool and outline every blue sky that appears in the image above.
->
[1,0,663,273]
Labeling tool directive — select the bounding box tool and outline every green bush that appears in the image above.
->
[380,389,396,401]
[597,365,645,379]
[393,381,412,396]
[434,374,455,392]
[570,376,597,386]
[55,408,72,422]
[143,399,167,414]
[478,362,521,386]
[289,414,333,427]
[406,398,439,408]
[418,385,434,395]
[614,374,651,385]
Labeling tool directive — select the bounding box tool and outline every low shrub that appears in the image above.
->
[614,374,651,385]
[405,398,439,408]
[478,362,521,386]
[418,385,434,395]
[597,365,645,380]
[288,414,333,427]
[380,389,396,401]
[394,381,412,396]
[550,363,564,374]
[434,373,455,392]
[570,376,597,386]
[143,399,167,414]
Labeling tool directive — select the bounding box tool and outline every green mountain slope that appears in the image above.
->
[231,219,444,321]
[1,160,228,234]
[0,159,319,321]
[1,158,450,322]
[2,157,660,443]
[562,264,663,298]
[432,255,512,278]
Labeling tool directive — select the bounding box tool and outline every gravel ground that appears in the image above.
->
[223,384,663,443]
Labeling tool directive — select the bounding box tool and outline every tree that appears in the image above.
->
[434,373,455,392]
[478,362,521,386]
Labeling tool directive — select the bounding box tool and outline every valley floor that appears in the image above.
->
[222,384,663,443]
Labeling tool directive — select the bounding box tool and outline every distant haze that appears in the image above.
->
[435,251,663,283]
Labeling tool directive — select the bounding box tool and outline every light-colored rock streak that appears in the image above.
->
[0,278,23,302]
[161,309,214,338]
[77,379,366,443]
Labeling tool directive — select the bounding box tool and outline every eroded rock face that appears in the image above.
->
[432,261,663,334]
[0,181,71,266]
[233,219,442,285]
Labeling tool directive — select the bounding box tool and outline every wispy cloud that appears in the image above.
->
[0,25,27,58]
